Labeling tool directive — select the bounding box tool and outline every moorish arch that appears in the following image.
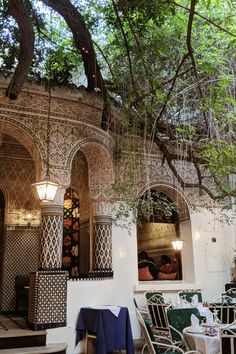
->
[68,141,113,271]
[68,139,114,199]
[137,182,195,283]
[0,120,43,170]
[63,140,115,277]
[138,182,191,221]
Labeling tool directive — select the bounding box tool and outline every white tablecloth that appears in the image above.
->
[183,326,220,354]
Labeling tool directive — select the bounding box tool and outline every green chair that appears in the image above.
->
[222,288,236,302]
[146,299,170,337]
[136,308,201,354]
[178,289,202,303]
[167,307,201,345]
[145,291,165,304]
[209,303,236,324]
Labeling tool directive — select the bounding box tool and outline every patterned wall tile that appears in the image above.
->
[28,270,68,330]
[1,226,40,311]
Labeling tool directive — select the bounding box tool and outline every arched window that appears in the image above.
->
[137,189,183,281]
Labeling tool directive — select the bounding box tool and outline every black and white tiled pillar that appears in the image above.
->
[39,203,63,269]
[92,200,113,277]
[28,188,68,330]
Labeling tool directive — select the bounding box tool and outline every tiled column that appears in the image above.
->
[28,188,68,330]
[93,200,112,271]
[39,203,63,269]
[38,187,65,269]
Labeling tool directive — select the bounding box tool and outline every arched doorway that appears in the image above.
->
[63,150,91,279]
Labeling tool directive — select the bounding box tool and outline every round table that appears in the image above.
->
[183,326,220,354]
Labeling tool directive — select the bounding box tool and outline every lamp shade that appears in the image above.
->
[32,179,59,201]
[172,239,184,251]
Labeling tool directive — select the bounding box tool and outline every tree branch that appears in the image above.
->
[186,0,209,130]
[111,0,138,97]
[173,1,236,38]
[41,0,111,130]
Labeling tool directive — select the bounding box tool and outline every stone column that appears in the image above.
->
[93,200,112,271]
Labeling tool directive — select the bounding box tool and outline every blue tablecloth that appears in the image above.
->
[76,306,134,354]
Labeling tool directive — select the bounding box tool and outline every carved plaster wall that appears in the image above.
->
[0,79,114,190]
[0,134,40,224]
[81,143,114,201]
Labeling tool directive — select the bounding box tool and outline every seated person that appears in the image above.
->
[138,251,158,281]
[158,254,178,280]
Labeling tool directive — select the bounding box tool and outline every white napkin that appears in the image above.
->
[191,314,200,329]
[191,294,198,305]
[205,312,214,325]
[91,305,121,317]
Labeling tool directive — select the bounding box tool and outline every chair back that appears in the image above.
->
[178,289,202,303]
[145,291,164,304]
[167,307,201,343]
[209,304,236,324]
[220,326,236,354]
[136,308,159,354]
[147,300,169,333]
[223,288,236,300]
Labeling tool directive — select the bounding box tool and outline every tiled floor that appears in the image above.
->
[0,313,144,353]
[0,313,28,331]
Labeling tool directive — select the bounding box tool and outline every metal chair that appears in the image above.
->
[178,289,202,303]
[220,322,236,354]
[222,288,236,301]
[167,307,201,347]
[209,303,236,324]
[136,308,201,354]
[133,297,151,322]
[146,295,170,337]
[145,291,164,303]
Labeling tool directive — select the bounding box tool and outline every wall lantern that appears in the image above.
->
[172,239,184,251]
[32,85,59,202]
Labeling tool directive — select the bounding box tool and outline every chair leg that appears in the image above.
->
[84,331,88,354]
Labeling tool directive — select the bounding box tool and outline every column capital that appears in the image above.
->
[92,199,112,217]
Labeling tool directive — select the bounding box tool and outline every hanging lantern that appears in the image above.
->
[32,83,60,202]
[172,239,184,251]
[33,178,59,202]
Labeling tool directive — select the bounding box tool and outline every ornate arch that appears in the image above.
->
[0,120,44,179]
[68,140,114,200]
[138,181,190,221]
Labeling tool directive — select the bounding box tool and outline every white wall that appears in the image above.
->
[46,204,236,354]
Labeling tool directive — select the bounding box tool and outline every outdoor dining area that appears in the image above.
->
[134,287,236,354]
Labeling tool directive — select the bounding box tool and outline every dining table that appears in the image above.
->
[183,326,220,354]
[76,305,134,354]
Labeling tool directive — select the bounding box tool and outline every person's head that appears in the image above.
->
[138,251,149,261]
[161,254,171,265]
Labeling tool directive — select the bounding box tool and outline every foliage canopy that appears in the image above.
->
[1,0,236,208]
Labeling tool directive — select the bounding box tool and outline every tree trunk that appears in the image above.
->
[6,0,35,99]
